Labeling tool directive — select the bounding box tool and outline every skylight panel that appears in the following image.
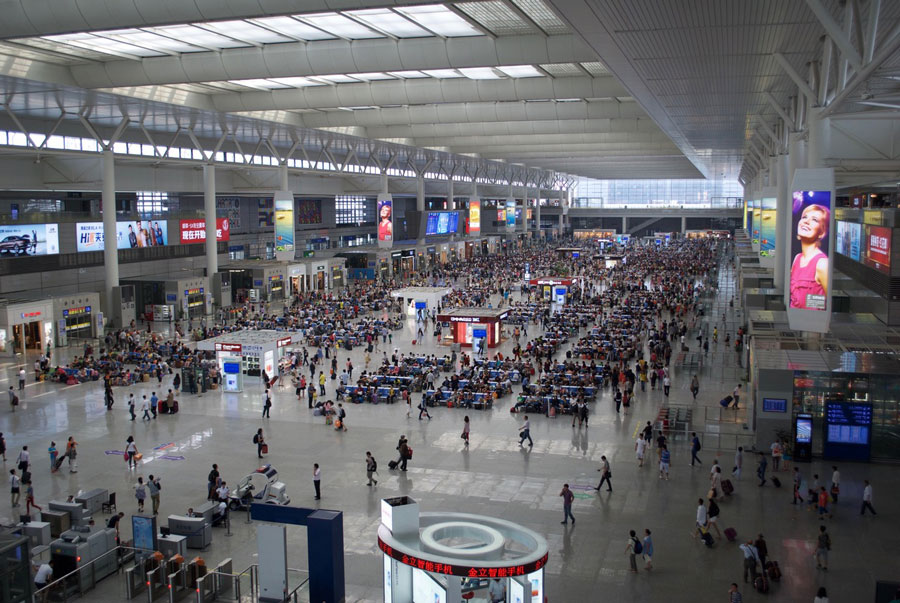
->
[228,79,291,90]
[539,63,581,76]
[497,65,543,78]
[396,6,482,37]
[580,61,610,76]
[149,25,248,49]
[269,77,325,87]
[388,70,429,78]
[455,2,533,36]
[458,67,501,79]
[422,69,464,78]
[103,29,203,53]
[299,13,384,39]
[250,17,337,40]
[510,0,570,34]
[345,9,431,38]
[317,74,360,83]
[200,20,293,44]
[46,33,163,57]
[353,72,395,80]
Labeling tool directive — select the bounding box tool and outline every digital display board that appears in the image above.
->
[506,199,516,229]
[377,195,393,246]
[864,225,891,273]
[76,221,167,252]
[763,398,787,413]
[425,212,458,235]
[759,197,776,257]
[824,401,872,460]
[274,195,294,253]
[180,218,230,244]
[0,223,59,256]
[836,221,861,261]
[789,190,831,311]
[378,536,548,578]
[795,415,812,444]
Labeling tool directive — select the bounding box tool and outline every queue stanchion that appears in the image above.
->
[225,506,232,537]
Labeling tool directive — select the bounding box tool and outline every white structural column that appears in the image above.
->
[681,215,687,234]
[534,192,542,236]
[806,107,830,168]
[102,150,118,315]
[448,179,455,210]
[279,163,289,192]
[416,174,425,245]
[204,164,218,279]
[774,152,790,288]
[381,172,389,195]
[519,188,528,233]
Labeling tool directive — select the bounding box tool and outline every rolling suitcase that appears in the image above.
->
[719,395,733,408]
[771,476,782,488]
[698,527,714,547]
[724,527,737,542]
[765,561,782,581]
[753,575,770,593]
[388,460,399,470]
[720,479,734,496]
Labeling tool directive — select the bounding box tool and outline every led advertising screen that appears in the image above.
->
[497,209,506,223]
[789,190,831,311]
[864,225,892,273]
[759,196,776,257]
[377,194,393,248]
[836,221,861,261]
[274,194,294,253]
[76,221,167,252]
[468,199,480,234]
[0,223,59,257]
[506,199,516,229]
[796,415,812,444]
[179,218,230,244]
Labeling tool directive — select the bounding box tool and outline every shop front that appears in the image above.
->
[331,264,345,289]
[464,241,474,259]
[0,300,54,357]
[439,244,449,264]
[165,277,210,320]
[198,331,300,382]
[287,264,306,296]
[436,308,508,351]
[529,277,573,306]
[267,274,285,300]
[426,247,436,269]
[378,257,390,281]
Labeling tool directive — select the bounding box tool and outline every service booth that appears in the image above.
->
[391,250,417,279]
[555,247,583,259]
[0,300,54,357]
[52,292,103,345]
[529,277,574,306]
[436,308,508,352]
[197,330,302,382]
[391,287,452,318]
[378,496,548,603]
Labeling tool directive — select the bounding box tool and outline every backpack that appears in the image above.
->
[694,438,701,451]
[632,538,643,555]
[372,459,377,472]
[253,434,259,444]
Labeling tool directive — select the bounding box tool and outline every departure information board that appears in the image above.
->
[823,401,872,460]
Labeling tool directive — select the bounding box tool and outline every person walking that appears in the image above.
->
[662,375,671,397]
[860,480,877,516]
[313,463,321,500]
[262,389,272,418]
[25,480,42,515]
[134,477,146,512]
[207,464,220,500]
[792,467,804,504]
[732,446,743,480]
[16,446,30,473]
[739,539,760,583]
[658,445,670,480]
[461,416,470,446]
[732,384,742,408]
[690,432,702,466]
[125,436,138,470]
[641,529,653,570]
[830,466,840,503]
[559,483,575,524]
[128,395,136,421]
[695,498,708,534]
[365,452,378,486]
[47,442,56,472]
[488,578,506,603]
[756,452,767,487]
[318,371,326,396]
[64,437,78,473]
[625,530,639,573]
[9,469,20,507]
[754,534,768,569]
[817,486,832,519]
[149,392,158,419]
[690,374,699,400]
[518,416,533,447]
[728,583,743,603]
[254,429,266,458]
[398,436,410,472]
[770,440,783,472]
[18,367,25,391]
[595,455,612,492]
[140,396,151,420]
[417,396,432,420]
[814,525,831,571]
[635,435,647,467]
[147,475,161,515]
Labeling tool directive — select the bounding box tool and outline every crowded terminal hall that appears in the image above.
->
[0,4,897,602]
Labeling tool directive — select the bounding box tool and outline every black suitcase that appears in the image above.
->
[754,575,770,593]
[388,460,399,470]
[771,476,781,488]
[699,528,714,547]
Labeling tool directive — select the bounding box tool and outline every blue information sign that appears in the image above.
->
[823,401,872,460]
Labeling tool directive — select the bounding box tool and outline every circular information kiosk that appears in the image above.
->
[378,496,547,602]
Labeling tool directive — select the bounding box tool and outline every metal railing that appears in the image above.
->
[195,563,309,603]
[571,197,743,210]
[32,544,154,603]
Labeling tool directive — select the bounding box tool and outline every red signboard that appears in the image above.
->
[214,342,242,353]
[180,218,230,244]
[864,225,892,273]
[276,337,292,348]
[377,536,546,578]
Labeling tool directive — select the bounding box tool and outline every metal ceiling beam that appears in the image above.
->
[772,53,817,103]
[364,119,661,139]
[211,75,628,112]
[70,34,595,89]
[765,92,794,130]
[804,0,863,70]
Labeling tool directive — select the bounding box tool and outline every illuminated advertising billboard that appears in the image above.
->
[179,218,230,244]
[377,194,393,248]
[76,220,167,252]
[787,168,834,334]
[273,193,294,255]
[759,196,776,257]
[468,199,480,234]
[836,221,861,262]
[506,199,516,229]
[864,225,892,273]
[0,223,59,256]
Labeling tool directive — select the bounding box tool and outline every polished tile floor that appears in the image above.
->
[1,260,893,602]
